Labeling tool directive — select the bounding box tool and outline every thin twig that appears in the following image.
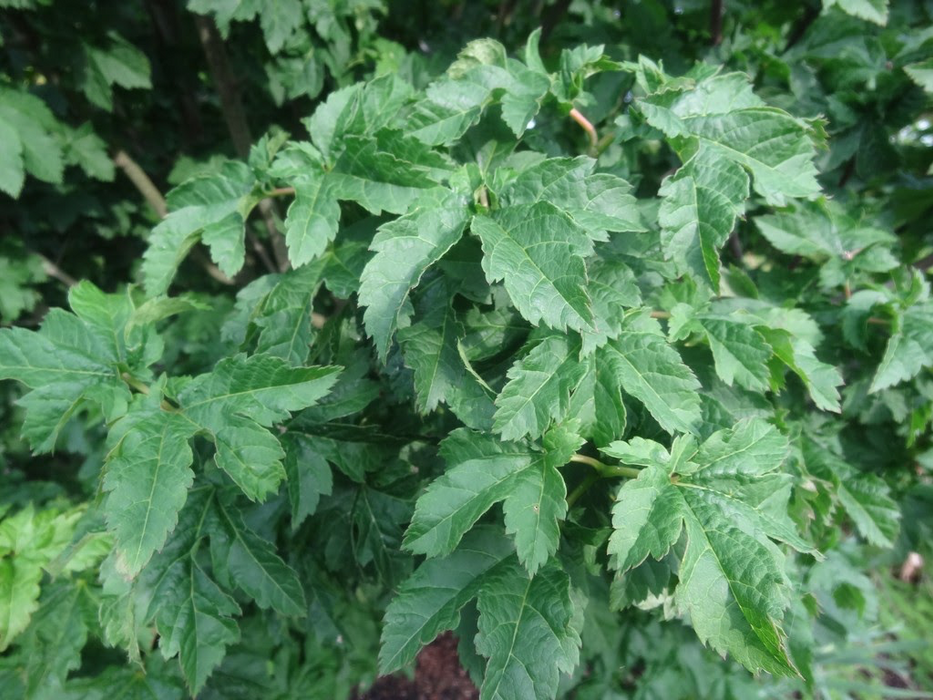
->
[650,310,671,319]
[266,187,296,197]
[38,254,77,287]
[569,108,599,157]
[114,150,168,218]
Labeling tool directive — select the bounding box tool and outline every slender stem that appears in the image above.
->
[569,108,599,157]
[650,310,671,319]
[38,254,77,287]
[566,472,600,508]
[114,149,168,218]
[569,453,604,469]
[121,372,150,395]
[867,316,890,326]
[569,453,641,479]
[266,187,296,197]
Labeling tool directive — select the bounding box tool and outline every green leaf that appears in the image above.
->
[569,347,627,445]
[473,203,595,332]
[259,0,302,53]
[580,257,642,354]
[0,505,81,651]
[475,560,581,700]
[404,428,574,575]
[802,438,900,547]
[754,200,894,265]
[284,170,340,267]
[600,314,702,434]
[103,410,196,579]
[824,0,888,25]
[398,283,466,413]
[79,34,151,111]
[502,157,644,235]
[0,305,131,452]
[252,259,328,365]
[0,86,64,196]
[360,188,470,360]
[636,72,822,206]
[178,354,341,500]
[658,148,749,289]
[493,335,585,441]
[63,122,115,181]
[143,161,256,295]
[137,492,239,695]
[698,314,773,392]
[607,420,806,676]
[380,527,514,673]
[0,117,24,197]
[760,328,842,412]
[905,58,933,92]
[870,302,933,392]
[282,433,333,529]
[0,250,46,324]
[606,462,684,574]
[211,498,306,616]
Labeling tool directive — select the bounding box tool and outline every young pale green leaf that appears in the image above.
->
[211,499,306,616]
[493,335,585,441]
[0,505,82,651]
[475,559,581,700]
[360,188,471,360]
[380,527,514,674]
[404,428,574,575]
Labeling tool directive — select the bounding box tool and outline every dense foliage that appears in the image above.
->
[2,1,933,698]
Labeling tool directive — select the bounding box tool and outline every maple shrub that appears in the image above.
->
[2,1,933,698]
